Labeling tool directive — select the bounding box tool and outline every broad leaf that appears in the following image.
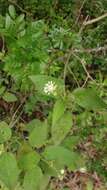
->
[0,153,19,189]
[62,136,80,150]
[38,175,50,190]
[3,92,17,102]
[40,159,58,177]
[73,88,106,110]
[18,151,40,171]
[0,121,11,144]
[23,167,43,190]
[43,145,81,170]
[52,99,66,126]
[29,121,48,148]
[52,112,72,145]
[26,119,42,132]
[29,75,64,96]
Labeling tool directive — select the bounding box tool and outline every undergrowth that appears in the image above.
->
[0,0,107,189]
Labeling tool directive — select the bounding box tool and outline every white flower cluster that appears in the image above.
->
[43,81,57,95]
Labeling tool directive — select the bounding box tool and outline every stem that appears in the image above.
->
[83,12,107,26]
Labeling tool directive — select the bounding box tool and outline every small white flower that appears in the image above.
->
[43,81,57,95]
[58,174,64,180]
[60,169,65,175]
[58,169,65,180]
[79,167,87,173]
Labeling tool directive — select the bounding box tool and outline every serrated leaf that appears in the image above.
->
[18,151,40,171]
[0,153,19,189]
[73,88,106,110]
[52,99,66,126]
[0,121,11,144]
[23,167,43,190]
[52,112,72,145]
[29,121,48,148]
[3,92,17,102]
[9,5,16,19]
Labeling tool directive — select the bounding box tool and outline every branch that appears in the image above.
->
[72,45,107,53]
[83,12,107,26]
[75,0,87,26]
[50,45,107,55]
[72,52,95,82]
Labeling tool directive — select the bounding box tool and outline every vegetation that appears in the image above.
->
[0,0,107,189]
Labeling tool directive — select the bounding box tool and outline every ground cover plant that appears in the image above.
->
[1,0,107,189]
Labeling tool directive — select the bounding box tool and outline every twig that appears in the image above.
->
[10,110,23,128]
[75,0,87,26]
[63,43,103,90]
[83,12,107,26]
[63,48,81,91]
[53,0,59,9]
[9,96,27,128]
[79,15,89,34]
[68,66,80,87]
[1,35,5,52]
[72,45,107,53]
[82,76,89,87]
[50,44,107,54]
[63,50,72,95]
[72,52,94,82]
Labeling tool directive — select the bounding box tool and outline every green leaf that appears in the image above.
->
[38,175,50,190]
[40,159,58,177]
[29,75,64,96]
[9,5,16,19]
[0,152,19,189]
[16,14,25,24]
[62,136,80,150]
[43,145,81,170]
[0,86,5,96]
[26,119,42,132]
[52,112,72,145]
[0,121,11,144]
[73,88,106,110]
[52,99,66,126]
[23,167,43,190]
[29,121,48,148]
[18,151,40,171]
[3,92,17,102]
[5,14,13,29]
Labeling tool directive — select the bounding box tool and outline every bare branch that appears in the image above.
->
[75,0,87,26]
[83,12,107,26]
[72,45,107,53]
